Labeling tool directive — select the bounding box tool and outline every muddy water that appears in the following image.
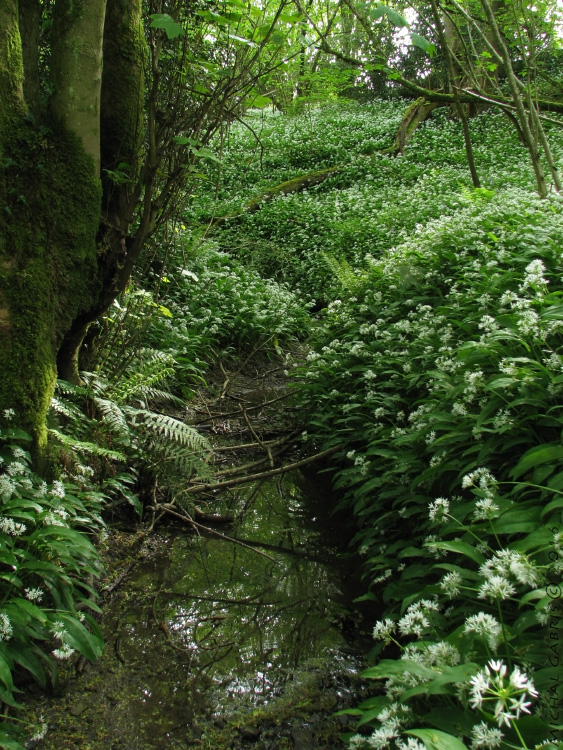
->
[25,472,368,749]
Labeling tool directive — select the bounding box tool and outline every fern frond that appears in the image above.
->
[321,252,365,292]
[142,388,185,409]
[147,443,213,481]
[93,398,131,442]
[135,411,211,453]
[55,379,91,398]
[110,351,176,404]
[50,397,84,421]
[80,371,112,396]
[48,429,127,462]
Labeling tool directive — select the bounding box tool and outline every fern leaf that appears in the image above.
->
[93,398,131,442]
[138,412,210,451]
[48,429,127,462]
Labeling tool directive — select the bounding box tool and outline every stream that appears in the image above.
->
[23,470,371,750]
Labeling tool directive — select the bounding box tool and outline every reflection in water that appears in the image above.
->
[103,471,355,745]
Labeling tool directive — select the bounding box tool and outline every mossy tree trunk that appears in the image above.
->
[56,0,147,382]
[0,0,145,455]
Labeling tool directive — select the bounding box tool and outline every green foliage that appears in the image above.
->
[295,188,563,748]
[49,354,213,512]
[194,101,558,300]
[148,237,312,359]
[0,423,105,747]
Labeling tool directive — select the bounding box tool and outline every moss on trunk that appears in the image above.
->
[0,120,101,449]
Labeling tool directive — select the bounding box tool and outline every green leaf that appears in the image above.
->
[250,94,273,109]
[54,614,104,663]
[511,444,563,480]
[406,728,468,750]
[411,33,435,57]
[401,663,480,700]
[425,540,485,565]
[0,732,27,750]
[362,659,436,681]
[149,13,185,39]
[370,4,409,27]
[9,645,47,688]
[0,653,13,691]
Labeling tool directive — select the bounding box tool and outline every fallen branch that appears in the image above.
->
[185,445,339,495]
[212,430,300,452]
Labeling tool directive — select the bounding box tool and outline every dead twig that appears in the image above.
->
[212,430,300,452]
[240,404,274,468]
[189,390,296,425]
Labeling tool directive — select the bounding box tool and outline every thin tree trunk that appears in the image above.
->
[430,0,480,188]
[478,0,547,197]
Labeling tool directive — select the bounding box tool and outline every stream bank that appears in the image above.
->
[18,355,373,750]
[21,472,371,750]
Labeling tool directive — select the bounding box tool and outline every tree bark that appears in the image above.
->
[50,0,107,176]
[478,0,547,198]
[0,2,102,452]
[56,0,147,382]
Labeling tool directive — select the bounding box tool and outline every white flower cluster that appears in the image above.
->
[0,516,26,536]
[464,612,503,651]
[398,599,440,638]
[0,613,12,642]
[428,497,450,523]
[477,549,541,603]
[469,659,538,727]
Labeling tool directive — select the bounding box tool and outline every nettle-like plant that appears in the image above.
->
[0,418,105,748]
[296,188,563,749]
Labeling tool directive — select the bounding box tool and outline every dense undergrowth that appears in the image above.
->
[1,99,563,748]
[199,101,563,749]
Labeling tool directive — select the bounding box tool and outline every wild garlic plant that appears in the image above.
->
[0,417,105,748]
[342,469,560,749]
[294,189,563,749]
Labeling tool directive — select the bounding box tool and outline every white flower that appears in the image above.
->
[480,549,541,587]
[470,721,503,749]
[440,571,462,598]
[0,613,13,641]
[426,641,460,667]
[6,461,26,477]
[10,446,26,459]
[24,587,44,603]
[3,409,15,421]
[428,497,450,522]
[478,575,516,601]
[50,480,66,499]
[30,718,49,742]
[397,740,426,750]
[35,481,48,498]
[52,644,75,660]
[464,612,503,651]
[469,660,538,727]
[0,516,26,536]
[474,497,500,520]
[51,621,66,640]
[372,618,396,643]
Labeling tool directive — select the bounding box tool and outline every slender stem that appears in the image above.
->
[510,719,529,750]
